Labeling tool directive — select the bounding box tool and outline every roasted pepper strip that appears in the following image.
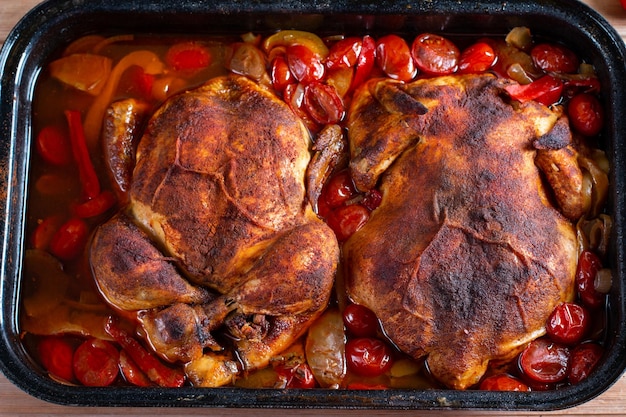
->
[65,110,101,200]
[104,316,185,388]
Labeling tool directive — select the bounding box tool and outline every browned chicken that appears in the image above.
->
[343,74,582,390]
[90,75,339,387]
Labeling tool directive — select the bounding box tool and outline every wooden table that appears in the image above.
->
[1,0,625,415]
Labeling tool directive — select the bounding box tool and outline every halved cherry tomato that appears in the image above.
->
[575,250,605,309]
[345,337,393,377]
[119,349,152,387]
[350,35,376,92]
[119,65,155,100]
[48,217,89,260]
[479,374,530,391]
[545,302,591,345]
[31,214,64,251]
[73,190,117,218]
[165,42,211,71]
[286,44,325,84]
[519,338,570,383]
[531,43,579,74]
[38,336,75,382]
[376,34,416,81]
[504,75,564,106]
[73,338,120,386]
[411,33,460,76]
[458,42,497,74]
[326,37,362,70]
[343,303,379,338]
[303,83,345,124]
[568,342,603,384]
[275,362,317,389]
[270,56,294,93]
[326,204,370,242]
[567,93,604,137]
[36,125,73,166]
[321,170,358,209]
[283,82,320,132]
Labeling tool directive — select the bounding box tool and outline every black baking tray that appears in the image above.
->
[1,0,625,410]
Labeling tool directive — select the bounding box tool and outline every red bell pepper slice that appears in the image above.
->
[504,75,564,106]
[64,109,101,200]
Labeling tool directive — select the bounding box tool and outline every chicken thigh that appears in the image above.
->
[90,75,339,387]
[343,74,581,389]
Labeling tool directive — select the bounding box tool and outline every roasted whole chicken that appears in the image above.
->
[343,74,582,389]
[90,75,339,387]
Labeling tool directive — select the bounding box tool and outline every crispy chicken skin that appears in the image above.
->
[344,74,579,389]
[90,75,339,386]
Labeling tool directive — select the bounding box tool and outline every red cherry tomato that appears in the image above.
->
[479,374,530,391]
[321,170,358,209]
[38,336,75,382]
[350,35,376,92]
[36,125,73,166]
[504,75,564,106]
[119,349,152,387]
[270,56,294,93]
[165,42,211,71]
[343,303,379,337]
[531,43,580,74]
[48,217,89,260]
[519,338,570,383]
[458,42,497,74]
[568,342,604,384]
[345,337,394,377]
[576,250,605,309]
[411,33,460,76]
[326,37,362,70]
[361,189,383,212]
[283,83,320,132]
[567,93,604,137]
[326,203,370,242]
[286,44,325,85]
[31,214,64,251]
[275,362,317,389]
[303,83,345,124]
[73,190,117,218]
[119,66,155,100]
[73,338,120,387]
[376,34,416,81]
[545,302,591,345]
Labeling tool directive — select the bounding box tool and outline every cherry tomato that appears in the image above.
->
[303,83,345,124]
[326,203,370,242]
[165,42,211,71]
[411,33,460,76]
[119,66,155,100]
[376,34,416,81]
[545,302,591,345]
[321,170,358,209]
[576,250,605,309]
[519,338,570,383]
[73,338,120,387]
[326,37,362,70]
[567,93,604,137]
[270,56,294,93]
[568,342,604,384]
[361,189,383,212]
[531,43,579,74]
[283,83,320,132]
[38,336,75,382]
[275,362,317,389]
[31,214,64,251]
[345,337,394,377]
[119,349,152,387]
[286,44,325,84]
[479,374,530,391]
[343,303,379,337]
[73,190,117,218]
[504,75,564,106]
[36,125,73,166]
[48,217,89,260]
[458,42,497,74]
[350,35,376,92]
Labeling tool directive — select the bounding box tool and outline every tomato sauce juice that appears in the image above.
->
[20,27,611,391]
